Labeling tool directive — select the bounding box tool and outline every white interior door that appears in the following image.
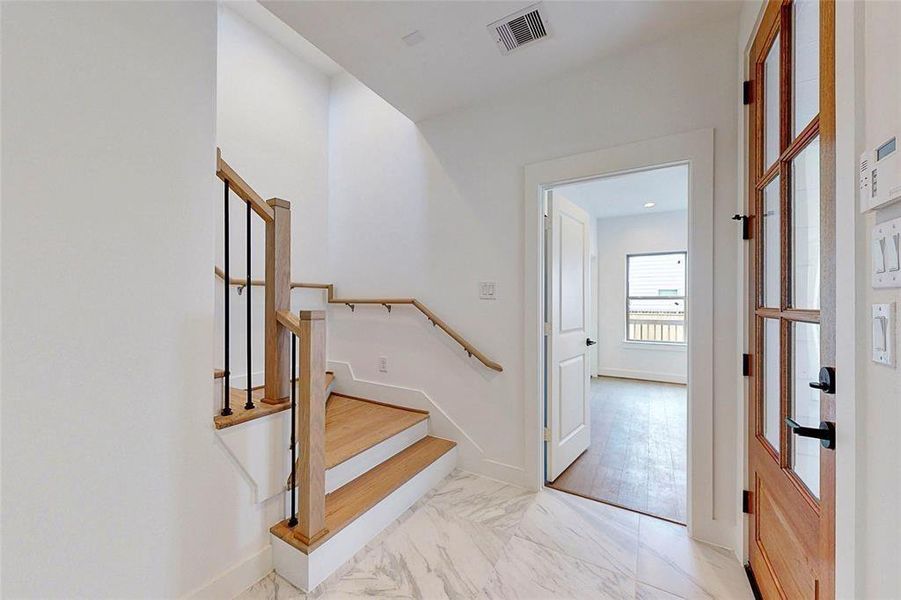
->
[546,192,592,481]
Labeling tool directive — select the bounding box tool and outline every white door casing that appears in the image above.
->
[546,192,591,481]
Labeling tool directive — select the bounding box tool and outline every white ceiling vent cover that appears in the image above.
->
[487,3,550,55]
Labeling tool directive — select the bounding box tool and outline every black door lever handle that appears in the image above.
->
[586,338,597,346]
[785,417,835,450]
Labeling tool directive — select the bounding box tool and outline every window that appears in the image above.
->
[626,252,686,344]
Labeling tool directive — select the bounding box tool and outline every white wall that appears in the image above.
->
[594,211,688,384]
[858,3,901,599]
[0,3,275,597]
[216,5,331,389]
[327,13,741,540]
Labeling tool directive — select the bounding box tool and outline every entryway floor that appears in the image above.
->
[237,470,752,599]
[549,377,687,524]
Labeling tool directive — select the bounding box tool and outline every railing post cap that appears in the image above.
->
[299,310,326,321]
[267,197,291,210]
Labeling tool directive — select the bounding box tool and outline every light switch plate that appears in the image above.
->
[873,216,901,287]
[479,281,497,300]
[872,303,894,366]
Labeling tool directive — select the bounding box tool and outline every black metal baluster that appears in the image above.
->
[221,181,232,416]
[245,202,254,410]
[289,333,298,527]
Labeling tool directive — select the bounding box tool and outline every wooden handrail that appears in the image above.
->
[216,268,503,372]
[216,148,275,223]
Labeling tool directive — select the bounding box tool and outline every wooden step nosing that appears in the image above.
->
[285,418,432,492]
[272,436,457,555]
[271,444,457,592]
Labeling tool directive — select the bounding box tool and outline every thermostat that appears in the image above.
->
[860,136,901,212]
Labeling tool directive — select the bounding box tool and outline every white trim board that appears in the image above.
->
[523,129,728,549]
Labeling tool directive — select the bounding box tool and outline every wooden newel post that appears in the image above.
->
[264,198,291,404]
[294,310,328,545]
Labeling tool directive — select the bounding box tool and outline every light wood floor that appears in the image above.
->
[548,376,687,524]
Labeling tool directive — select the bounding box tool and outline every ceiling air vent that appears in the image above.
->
[487,3,550,55]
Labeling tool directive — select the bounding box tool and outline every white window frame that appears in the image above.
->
[625,250,687,345]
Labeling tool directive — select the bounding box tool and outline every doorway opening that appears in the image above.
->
[543,163,689,525]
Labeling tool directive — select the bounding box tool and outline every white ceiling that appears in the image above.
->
[261,1,743,122]
[556,164,688,220]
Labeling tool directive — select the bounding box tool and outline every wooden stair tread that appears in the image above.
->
[271,436,456,553]
[213,371,335,430]
[325,394,428,469]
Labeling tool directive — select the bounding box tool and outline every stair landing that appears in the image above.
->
[324,394,428,469]
[213,372,335,430]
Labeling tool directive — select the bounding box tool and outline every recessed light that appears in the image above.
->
[644,202,656,208]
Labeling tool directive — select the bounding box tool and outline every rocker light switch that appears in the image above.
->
[874,237,886,273]
[873,217,901,287]
[872,303,894,366]
[887,234,900,272]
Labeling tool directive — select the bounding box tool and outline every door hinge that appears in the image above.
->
[742,353,752,377]
[742,490,753,514]
[544,322,551,336]
[743,80,753,105]
[732,214,751,240]
[544,427,551,442]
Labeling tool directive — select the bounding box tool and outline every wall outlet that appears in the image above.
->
[479,281,497,300]
[378,356,388,373]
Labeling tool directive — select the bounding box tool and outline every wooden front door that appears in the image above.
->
[746,1,835,599]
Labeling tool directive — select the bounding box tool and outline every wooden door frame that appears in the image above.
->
[523,129,730,547]
[743,1,836,597]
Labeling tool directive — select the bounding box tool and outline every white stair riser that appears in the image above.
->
[272,446,457,592]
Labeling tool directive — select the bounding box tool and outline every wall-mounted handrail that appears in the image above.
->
[217,269,503,372]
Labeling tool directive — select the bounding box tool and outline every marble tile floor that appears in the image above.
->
[236,470,753,600]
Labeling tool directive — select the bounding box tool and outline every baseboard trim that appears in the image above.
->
[184,544,272,600]
[596,368,687,385]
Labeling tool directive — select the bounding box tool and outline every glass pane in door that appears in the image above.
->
[791,138,820,309]
[762,177,781,307]
[762,318,781,452]
[791,321,821,498]
[764,34,781,167]
[793,0,820,136]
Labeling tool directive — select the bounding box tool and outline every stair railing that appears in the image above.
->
[217,150,326,544]
[216,149,293,414]
[277,310,328,544]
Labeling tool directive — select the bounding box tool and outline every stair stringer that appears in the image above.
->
[326,360,524,484]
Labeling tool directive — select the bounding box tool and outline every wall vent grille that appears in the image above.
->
[488,3,550,55]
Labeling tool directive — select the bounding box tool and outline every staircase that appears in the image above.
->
[213,152,460,593]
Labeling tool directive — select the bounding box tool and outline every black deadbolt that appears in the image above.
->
[808,366,835,394]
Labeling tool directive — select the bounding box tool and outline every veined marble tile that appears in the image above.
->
[483,535,635,600]
[513,487,640,577]
[636,516,753,600]
[424,470,535,533]
[313,503,508,599]
[636,582,685,600]
[235,572,306,600]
